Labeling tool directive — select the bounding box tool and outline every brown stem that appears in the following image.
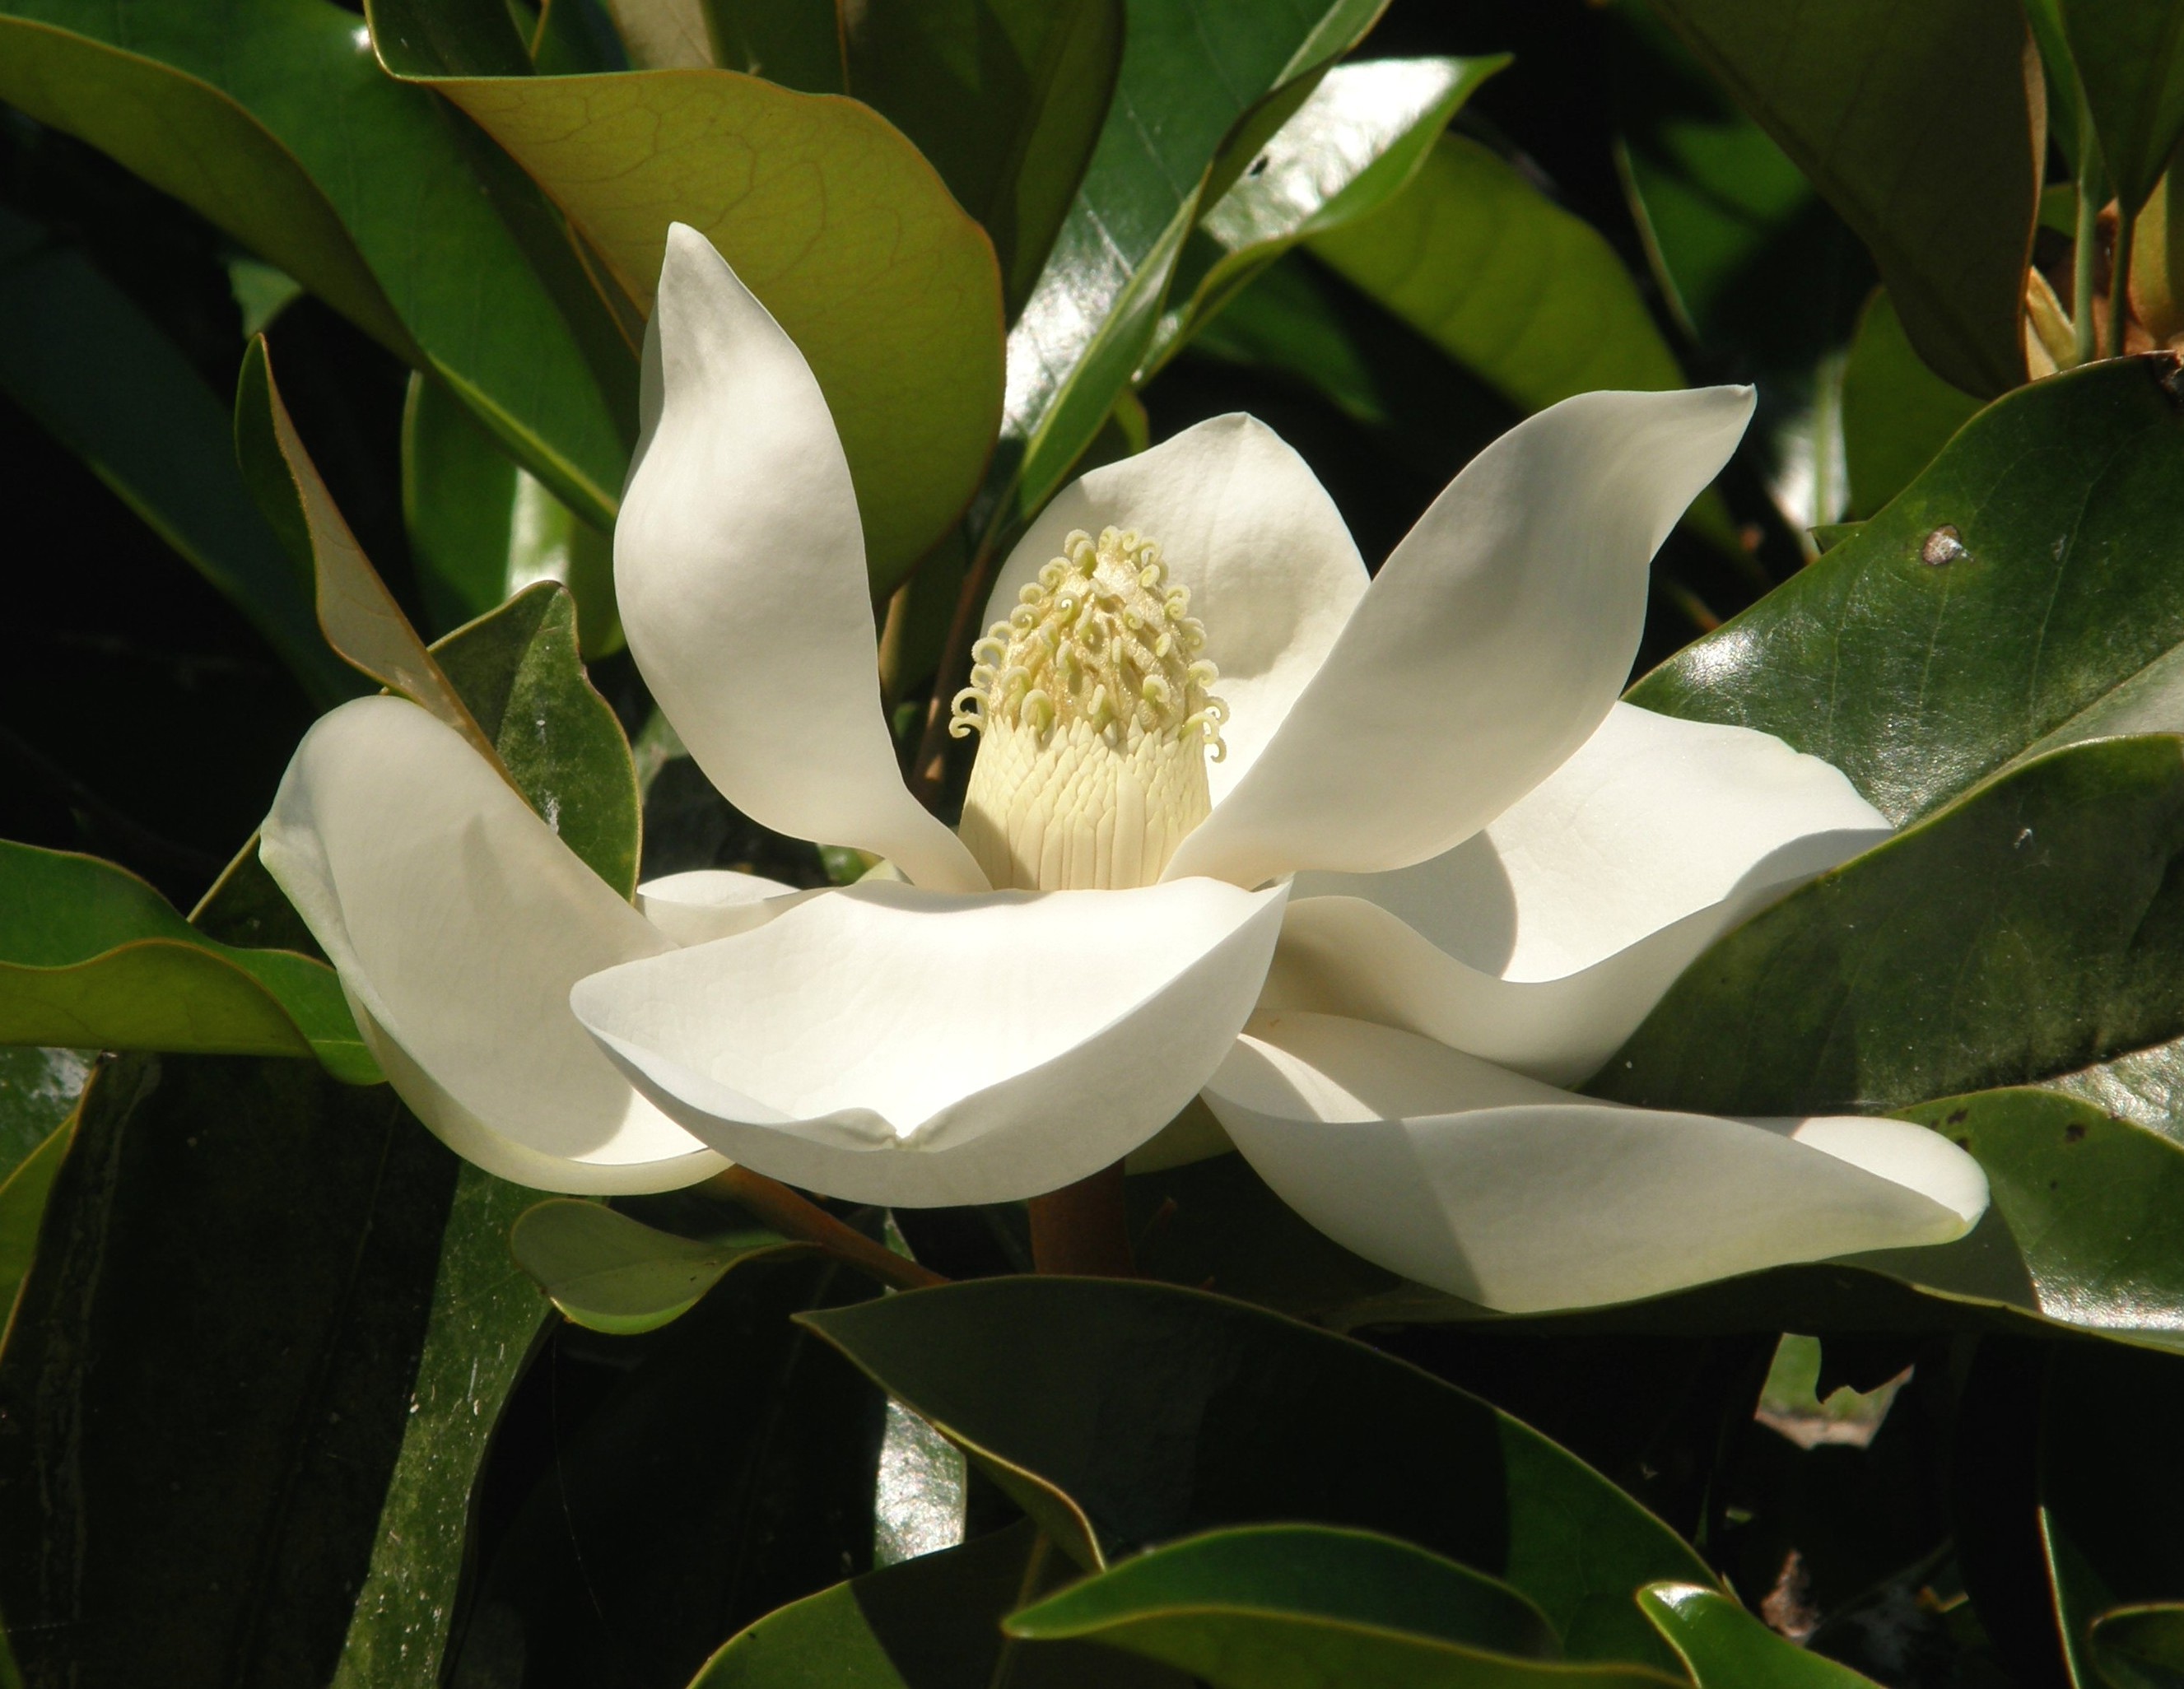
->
[701,1166,947,1291]
[908,523,1004,807]
[1027,1161,1134,1277]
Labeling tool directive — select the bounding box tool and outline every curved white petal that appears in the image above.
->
[618,223,984,893]
[986,414,1367,802]
[1204,1012,1986,1314]
[1264,705,1890,1082]
[570,878,1288,1206]
[1166,388,1757,888]
[636,868,808,947]
[260,696,725,1193]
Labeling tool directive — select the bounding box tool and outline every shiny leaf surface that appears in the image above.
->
[1592,737,2184,1114]
[367,0,1007,591]
[1644,0,2037,396]
[1308,134,1685,413]
[1628,358,2184,826]
[0,0,635,524]
[0,840,374,1082]
[1638,1584,1883,1686]
[1006,1525,1685,1687]
[801,1277,1707,1671]
[510,1198,805,1334]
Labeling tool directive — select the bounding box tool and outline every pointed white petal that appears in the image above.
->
[985,414,1367,803]
[1204,1012,1986,1314]
[261,696,725,1193]
[570,878,1288,1206]
[618,224,984,892]
[636,868,808,946]
[1167,388,1756,887]
[1266,705,1889,1082]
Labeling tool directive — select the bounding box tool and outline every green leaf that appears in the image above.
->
[237,337,510,769]
[2093,1606,2184,1689]
[0,209,354,707]
[401,371,622,656]
[0,1054,463,1682]
[2042,1345,2184,1687]
[0,1117,71,1335]
[1008,1524,1686,1688]
[1307,133,1686,414]
[510,1198,806,1333]
[1638,1584,1883,1686]
[430,582,645,898]
[799,1277,1710,1671]
[1642,0,2038,397]
[836,0,1125,319]
[448,1258,885,1685]
[1591,737,2184,1115]
[1005,0,1385,514]
[1628,358,2184,826]
[1143,55,1506,378]
[0,839,376,1082]
[0,1046,90,1187]
[329,1164,553,1688]
[366,2,1007,593]
[2058,1,2184,213]
[1840,288,1981,520]
[0,0,636,526]
[694,1519,1190,1687]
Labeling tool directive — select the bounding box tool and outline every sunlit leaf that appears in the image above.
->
[1638,1584,1883,1686]
[510,1198,805,1333]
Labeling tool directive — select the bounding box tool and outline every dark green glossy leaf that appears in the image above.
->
[1007,1525,1687,1688]
[0,1054,457,1686]
[0,840,375,1082]
[0,1120,70,1336]
[1307,134,1685,413]
[1006,0,1385,513]
[1840,288,1981,520]
[330,1165,552,1688]
[2058,1,2184,212]
[0,1048,90,1188]
[1644,0,2037,397]
[704,0,839,89]
[694,1519,1189,1687]
[1628,358,2184,826]
[837,0,1124,319]
[238,337,508,768]
[1638,1584,1881,1686]
[1593,737,2184,1114]
[430,583,644,899]
[2042,1346,2184,1687]
[447,1259,882,1688]
[510,1198,805,1333]
[366,1,1006,593]
[401,372,622,656]
[800,1277,1709,1671]
[0,209,353,706]
[2093,1606,2184,1689]
[0,0,635,525]
[1143,55,1504,378]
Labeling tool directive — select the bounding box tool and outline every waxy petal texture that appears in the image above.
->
[261,696,724,1193]
[636,868,808,947]
[986,414,1369,804]
[1166,388,1757,887]
[1205,1012,1987,1313]
[1265,705,1889,1082]
[619,225,985,892]
[571,878,1288,1206]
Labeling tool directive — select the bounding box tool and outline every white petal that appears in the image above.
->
[1204,1012,1986,1314]
[570,877,1288,1206]
[1166,388,1757,887]
[1265,705,1890,1082]
[260,696,725,1194]
[618,224,984,893]
[985,414,1367,802]
[636,868,808,946]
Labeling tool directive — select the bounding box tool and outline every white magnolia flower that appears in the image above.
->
[259,225,1986,1308]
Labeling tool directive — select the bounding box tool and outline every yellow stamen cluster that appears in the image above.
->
[948,527,1227,890]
